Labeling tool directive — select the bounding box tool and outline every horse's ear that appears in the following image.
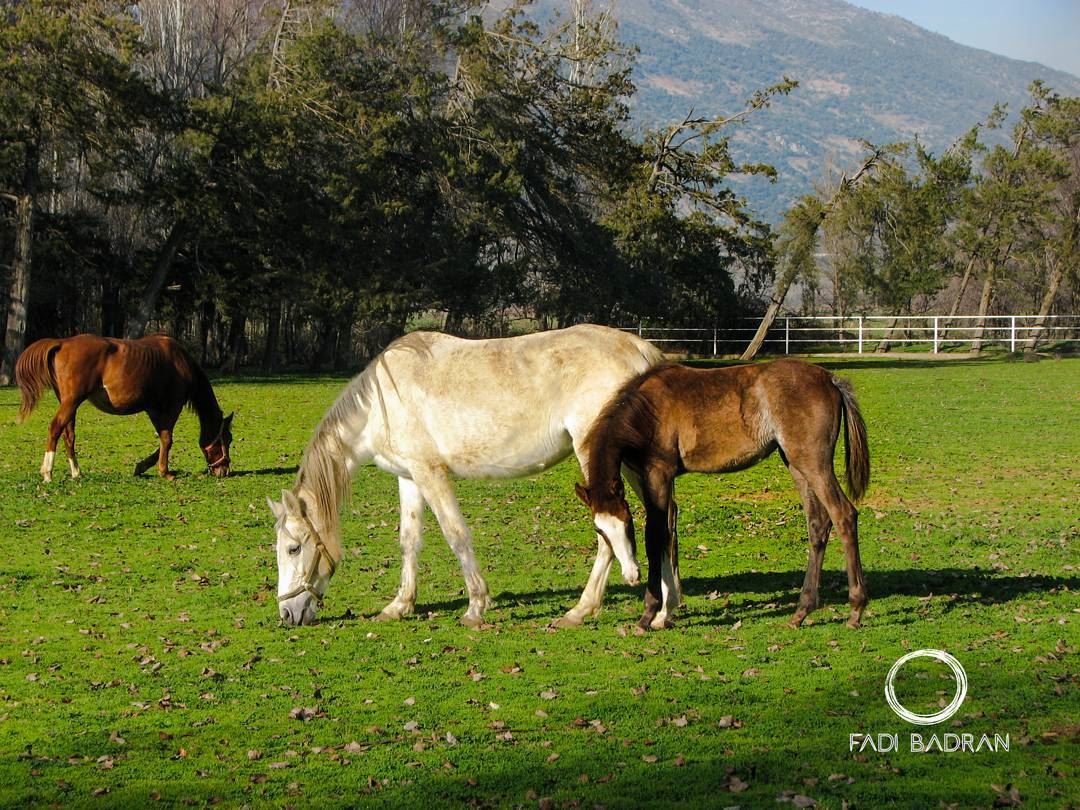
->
[267,496,284,520]
[609,477,624,498]
[281,489,300,514]
[223,412,234,430]
[574,482,591,507]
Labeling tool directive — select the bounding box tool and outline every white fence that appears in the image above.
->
[627,314,1080,356]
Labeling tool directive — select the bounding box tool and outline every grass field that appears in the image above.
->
[0,355,1077,809]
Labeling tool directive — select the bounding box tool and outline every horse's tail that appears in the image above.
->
[832,375,870,502]
[15,340,61,424]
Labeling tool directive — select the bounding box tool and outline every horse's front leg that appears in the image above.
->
[375,477,426,621]
[638,505,668,630]
[413,467,491,628]
[639,477,680,631]
[133,449,160,477]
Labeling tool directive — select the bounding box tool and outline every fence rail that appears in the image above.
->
[625,314,1080,356]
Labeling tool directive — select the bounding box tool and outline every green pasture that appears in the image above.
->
[0,356,1077,808]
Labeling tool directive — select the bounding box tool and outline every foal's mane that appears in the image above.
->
[583,364,673,483]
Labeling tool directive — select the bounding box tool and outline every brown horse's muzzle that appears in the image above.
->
[204,446,231,477]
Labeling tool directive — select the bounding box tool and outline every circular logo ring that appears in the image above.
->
[884,649,968,726]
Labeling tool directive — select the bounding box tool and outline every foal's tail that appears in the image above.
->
[832,376,870,502]
[15,340,60,424]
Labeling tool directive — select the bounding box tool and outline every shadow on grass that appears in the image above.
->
[325,568,1078,627]
[230,466,300,478]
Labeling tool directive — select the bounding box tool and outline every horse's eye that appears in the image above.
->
[288,544,301,556]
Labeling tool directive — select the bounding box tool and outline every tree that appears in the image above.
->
[0,0,152,381]
[740,149,882,361]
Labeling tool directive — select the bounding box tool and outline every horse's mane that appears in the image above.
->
[583,363,674,483]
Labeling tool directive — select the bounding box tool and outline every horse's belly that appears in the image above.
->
[441,428,574,479]
[87,389,139,416]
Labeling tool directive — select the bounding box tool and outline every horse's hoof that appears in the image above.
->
[372,611,396,622]
[41,475,52,484]
[460,614,485,628]
[163,472,176,481]
[553,614,584,629]
[649,616,673,630]
[788,614,806,629]
[846,617,862,629]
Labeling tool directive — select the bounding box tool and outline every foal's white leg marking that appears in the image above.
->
[594,513,640,586]
[68,456,81,479]
[650,552,679,629]
[41,450,55,482]
[379,477,425,620]
[413,468,490,627]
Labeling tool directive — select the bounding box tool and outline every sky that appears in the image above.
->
[847,0,1080,78]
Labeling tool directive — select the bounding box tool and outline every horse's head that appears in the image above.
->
[268,489,337,626]
[575,479,640,586]
[203,412,234,477]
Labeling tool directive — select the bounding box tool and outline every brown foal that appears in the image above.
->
[576,359,870,631]
[15,334,233,481]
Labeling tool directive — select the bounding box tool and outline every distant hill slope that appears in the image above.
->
[604,0,1080,222]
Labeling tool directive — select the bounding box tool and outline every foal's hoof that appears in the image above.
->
[846,616,863,629]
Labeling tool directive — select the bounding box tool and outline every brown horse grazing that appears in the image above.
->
[576,359,870,631]
[15,334,233,481]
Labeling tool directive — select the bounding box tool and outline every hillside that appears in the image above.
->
[603,0,1080,222]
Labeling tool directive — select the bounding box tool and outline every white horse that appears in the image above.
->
[267,324,664,627]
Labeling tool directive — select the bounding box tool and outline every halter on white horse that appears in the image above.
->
[269,324,665,627]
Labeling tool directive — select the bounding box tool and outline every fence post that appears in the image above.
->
[712,327,717,357]
[858,317,864,354]
[638,322,643,338]
[1010,316,1017,352]
[933,316,939,354]
[784,317,790,355]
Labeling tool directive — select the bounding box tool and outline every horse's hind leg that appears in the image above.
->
[42,400,80,482]
[785,465,832,628]
[62,420,81,479]
[375,477,426,621]
[412,467,491,628]
[801,464,867,628]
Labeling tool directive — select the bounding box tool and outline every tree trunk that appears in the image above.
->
[874,316,899,353]
[740,266,797,361]
[0,147,39,386]
[262,299,282,372]
[1024,257,1064,352]
[125,220,186,339]
[946,254,977,319]
[220,309,246,373]
[969,272,995,353]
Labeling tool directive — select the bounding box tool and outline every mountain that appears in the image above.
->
[604,0,1080,222]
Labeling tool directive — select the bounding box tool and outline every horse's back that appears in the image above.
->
[360,326,663,477]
